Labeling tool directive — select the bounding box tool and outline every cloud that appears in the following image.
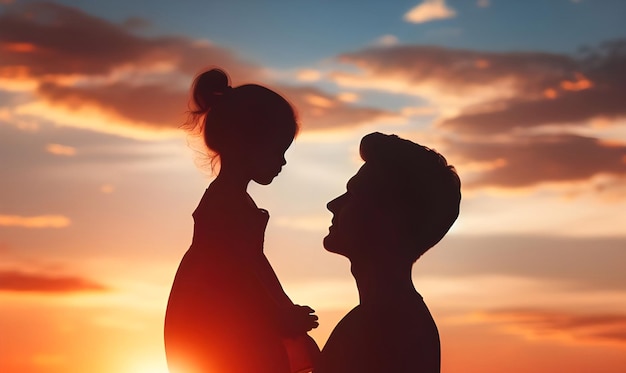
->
[0,1,256,136]
[0,269,108,292]
[478,309,626,347]
[0,2,256,80]
[296,69,322,82]
[419,235,626,291]
[0,214,71,228]
[45,143,76,156]
[404,0,457,24]
[373,34,399,47]
[277,85,396,131]
[29,80,392,134]
[332,40,626,191]
[36,81,188,131]
[336,44,578,99]
[0,2,390,136]
[100,184,115,194]
[440,75,625,134]
[337,92,359,103]
[446,134,626,188]
[336,40,626,133]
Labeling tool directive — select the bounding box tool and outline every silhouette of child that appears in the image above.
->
[165,68,319,373]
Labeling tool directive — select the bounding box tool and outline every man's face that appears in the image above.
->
[324,164,390,259]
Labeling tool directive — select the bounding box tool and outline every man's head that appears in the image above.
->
[324,132,461,263]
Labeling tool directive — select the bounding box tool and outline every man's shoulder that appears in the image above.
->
[317,306,366,373]
[317,299,440,373]
[326,296,438,340]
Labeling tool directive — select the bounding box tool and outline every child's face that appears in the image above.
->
[250,128,294,185]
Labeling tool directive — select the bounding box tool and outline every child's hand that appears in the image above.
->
[281,305,319,336]
[294,305,319,332]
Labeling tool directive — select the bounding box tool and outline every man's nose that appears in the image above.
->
[327,194,344,212]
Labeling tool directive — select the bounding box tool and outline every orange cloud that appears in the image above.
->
[2,42,36,52]
[45,143,76,156]
[277,85,395,131]
[404,0,457,24]
[36,81,188,130]
[31,80,391,134]
[305,94,335,109]
[0,214,71,228]
[478,309,626,348]
[296,69,322,82]
[561,72,593,91]
[100,184,115,194]
[542,88,558,99]
[337,92,359,103]
[0,269,107,292]
[474,58,490,69]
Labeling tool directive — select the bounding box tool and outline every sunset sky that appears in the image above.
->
[1,0,626,372]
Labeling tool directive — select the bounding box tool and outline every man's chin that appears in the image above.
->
[323,236,347,256]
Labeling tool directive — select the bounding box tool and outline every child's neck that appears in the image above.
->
[212,163,251,197]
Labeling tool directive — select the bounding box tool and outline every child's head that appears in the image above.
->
[186,68,298,184]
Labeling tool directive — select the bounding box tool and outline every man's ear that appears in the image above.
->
[376,212,410,253]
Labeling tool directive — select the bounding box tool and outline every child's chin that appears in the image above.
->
[254,176,275,185]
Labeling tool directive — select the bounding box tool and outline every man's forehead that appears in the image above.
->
[348,164,388,192]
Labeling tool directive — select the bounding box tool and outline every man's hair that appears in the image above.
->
[360,132,461,261]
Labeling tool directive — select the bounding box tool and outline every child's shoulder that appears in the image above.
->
[193,185,261,221]
[193,187,227,217]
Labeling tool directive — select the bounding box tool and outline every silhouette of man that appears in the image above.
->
[316,132,461,373]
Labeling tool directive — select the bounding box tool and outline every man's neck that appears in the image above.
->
[350,257,418,306]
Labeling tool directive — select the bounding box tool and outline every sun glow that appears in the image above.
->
[125,358,170,373]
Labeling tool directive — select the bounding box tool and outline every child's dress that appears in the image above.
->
[164,182,318,373]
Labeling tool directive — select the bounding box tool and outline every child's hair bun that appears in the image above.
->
[191,68,231,114]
